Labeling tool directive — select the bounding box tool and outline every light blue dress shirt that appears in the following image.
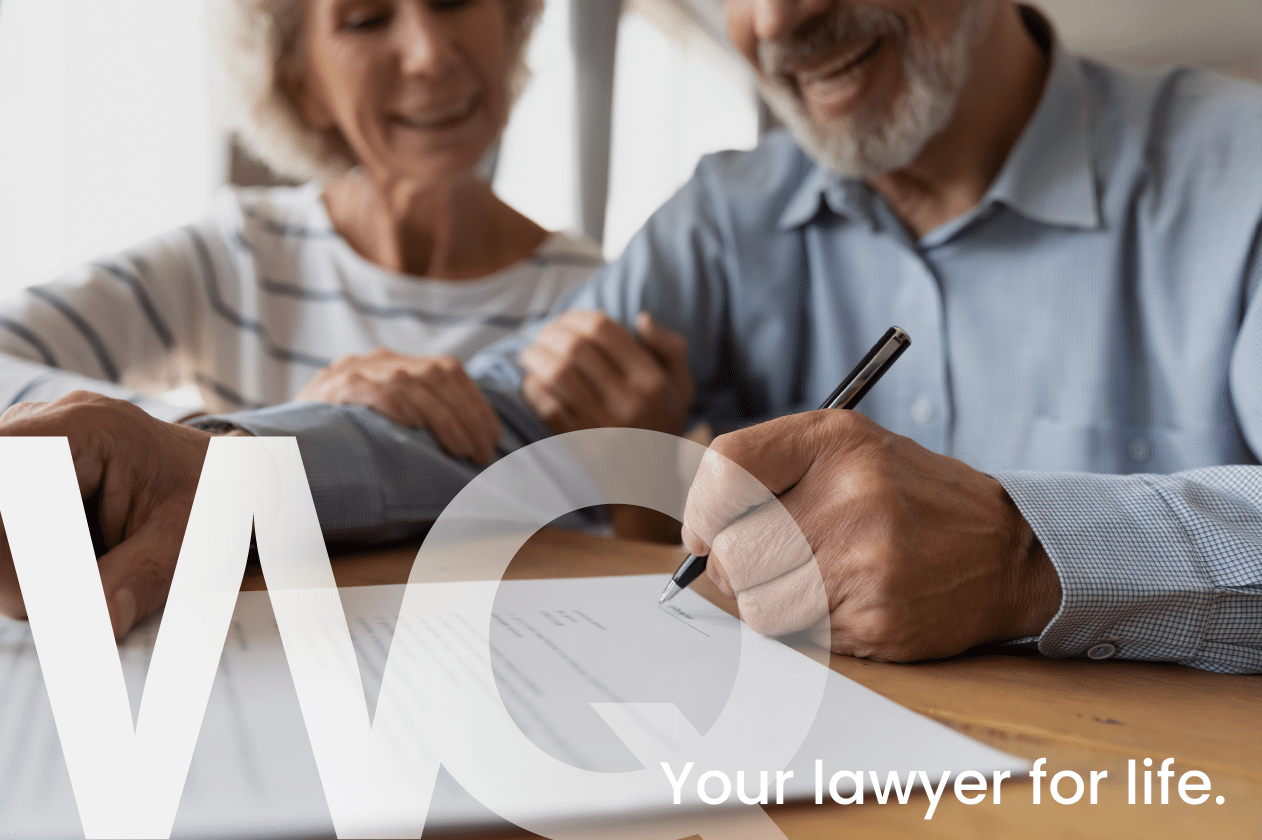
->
[217,27,1262,673]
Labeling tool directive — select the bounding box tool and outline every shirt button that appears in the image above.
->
[911,397,934,424]
[1126,437,1151,463]
[1087,642,1118,660]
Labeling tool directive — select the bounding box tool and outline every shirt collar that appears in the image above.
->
[778,165,870,230]
[777,5,1101,234]
[980,9,1102,232]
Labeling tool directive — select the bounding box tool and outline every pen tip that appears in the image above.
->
[658,593,667,604]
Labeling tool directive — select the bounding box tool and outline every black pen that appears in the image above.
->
[658,326,912,604]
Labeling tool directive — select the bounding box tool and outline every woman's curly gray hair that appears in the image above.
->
[217,0,544,182]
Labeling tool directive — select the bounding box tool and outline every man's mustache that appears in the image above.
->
[757,6,903,78]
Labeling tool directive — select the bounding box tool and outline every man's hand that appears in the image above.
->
[296,348,501,466]
[681,410,1063,662]
[0,392,213,639]
[521,311,694,436]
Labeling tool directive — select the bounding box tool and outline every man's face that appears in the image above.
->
[726,0,993,177]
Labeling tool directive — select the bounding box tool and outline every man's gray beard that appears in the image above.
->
[758,3,990,179]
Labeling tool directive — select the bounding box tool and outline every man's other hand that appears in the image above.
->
[296,349,501,466]
[521,311,694,436]
[0,392,212,639]
[680,410,1063,662]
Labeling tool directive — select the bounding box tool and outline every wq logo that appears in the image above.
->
[1,430,830,840]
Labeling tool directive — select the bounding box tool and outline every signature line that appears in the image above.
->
[659,606,711,637]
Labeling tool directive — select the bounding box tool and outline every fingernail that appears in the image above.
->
[110,588,137,639]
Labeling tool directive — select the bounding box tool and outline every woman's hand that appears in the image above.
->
[521,311,694,436]
[521,312,695,545]
[296,349,501,466]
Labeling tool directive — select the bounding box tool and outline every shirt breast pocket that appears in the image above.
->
[1018,417,1238,474]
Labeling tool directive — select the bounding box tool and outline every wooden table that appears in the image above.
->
[242,529,1262,839]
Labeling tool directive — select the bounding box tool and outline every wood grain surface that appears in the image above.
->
[241,528,1261,839]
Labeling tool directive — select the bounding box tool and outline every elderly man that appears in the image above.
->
[3,0,1262,672]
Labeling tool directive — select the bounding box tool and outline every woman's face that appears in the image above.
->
[293,0,514,185]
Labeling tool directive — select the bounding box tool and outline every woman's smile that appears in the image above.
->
[389,92,482,130]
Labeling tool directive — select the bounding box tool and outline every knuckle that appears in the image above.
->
[822,407,862,432]
[54,391,128,427]
[364,380,393,402]
[60,389,104,405]
[706,430,745,464]
[848,541,894,587]
[546,411,575,434]
[383,393,413,416]
[61,398,119,430]
[550,341,591,378]
[704,562,733,595]
[819,409,885,451]
[709,530,743,577]
[521,377,546,406]
[736,590,801,638]
[610,409,634,429]
[437,429,468,452]
[811,618,841,653]
[526,363,558,392]
[520,343,544,366]
[535,321,567,346]
[589,316,621,344]
[300,382,330,401]
[573,340,603,371]
[701,443,755,495]
[336,353,366,373]
[0,403,31,423]
[331,352,359,368]
[550,365,583,396]
[846,610,899,657]
[739,594,776,636]
[0,590,27,620]
[643,368,667,396]
[127,556,175,616]
[571,309,604,330]
[558,329,590,357]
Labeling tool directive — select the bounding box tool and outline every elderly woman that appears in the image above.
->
[0,0,600,465]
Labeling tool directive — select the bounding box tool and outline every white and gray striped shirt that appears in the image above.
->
[0,185,603,420]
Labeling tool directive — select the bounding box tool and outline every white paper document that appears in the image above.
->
[0,574,1026,838]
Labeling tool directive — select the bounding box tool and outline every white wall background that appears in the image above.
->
[492,0,758,259]
[1037,0,1262,76]
[602,8,758,258]
[493,0,581,238]
[0,0,221,297]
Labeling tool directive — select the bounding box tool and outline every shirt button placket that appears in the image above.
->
[895,250,949,453]
[911,396,934,424]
